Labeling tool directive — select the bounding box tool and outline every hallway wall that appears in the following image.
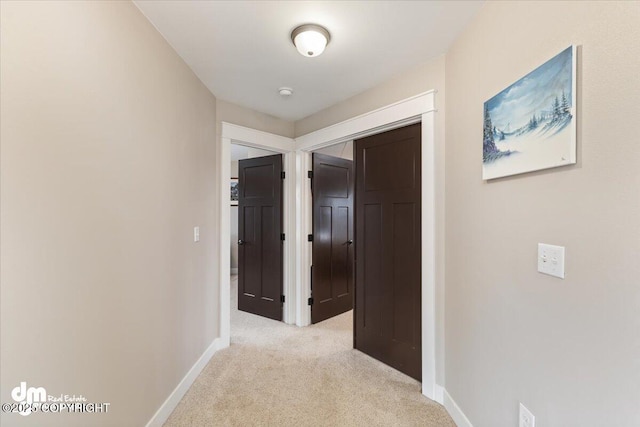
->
[444,2,640,426]
[0,2,217,426]
[217,99,295,139]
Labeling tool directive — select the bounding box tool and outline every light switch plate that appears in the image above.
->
[538,243,565,278]
[194,226,200,242]
[519,403,535,427]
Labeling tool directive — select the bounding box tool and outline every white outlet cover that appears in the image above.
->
[538,243,565,279]
[194,226,200,242]
[519,403,535,427]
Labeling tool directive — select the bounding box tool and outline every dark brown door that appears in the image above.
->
[311,153,354,324]
[354,123,422,381]
[238,154,283,321]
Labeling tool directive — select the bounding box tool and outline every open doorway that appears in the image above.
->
[218,123,296,353]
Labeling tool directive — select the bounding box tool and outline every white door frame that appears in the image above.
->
[294,90,439,401]
[218,123,297,347]
[217,91,439,402]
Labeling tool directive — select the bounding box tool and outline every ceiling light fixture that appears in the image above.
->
[291,24,331,58]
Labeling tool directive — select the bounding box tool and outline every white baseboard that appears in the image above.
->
[145,337,228,427]
[230,268,238,275]
[443,388,473,427]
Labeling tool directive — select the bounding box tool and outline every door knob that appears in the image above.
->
[347,240,353,245]
[238,239,245,245]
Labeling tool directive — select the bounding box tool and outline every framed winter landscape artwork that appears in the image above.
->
[482,45,577,180]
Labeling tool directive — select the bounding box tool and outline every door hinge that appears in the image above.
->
[307,170,313,179]
[308,297,314,306]
[281,171,286,179]
[281,295,285,303]
[307,234,313,242]
[280,233,285,241]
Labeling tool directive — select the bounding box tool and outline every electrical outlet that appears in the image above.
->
[538,243,565,279]
[519,403,535,427]
[194,226,200,242]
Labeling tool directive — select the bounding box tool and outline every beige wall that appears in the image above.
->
[0,2,218,426]
[445,2,640,426]
[217,99,294,139]
[294,55,447,387]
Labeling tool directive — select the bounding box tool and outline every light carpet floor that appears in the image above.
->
[164,276,455,426]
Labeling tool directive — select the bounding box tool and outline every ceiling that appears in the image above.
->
[134,1,483,122]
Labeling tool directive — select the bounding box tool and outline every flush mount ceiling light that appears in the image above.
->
[291,24,331,58]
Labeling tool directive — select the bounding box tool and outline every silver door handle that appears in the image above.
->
[238,239,245,245]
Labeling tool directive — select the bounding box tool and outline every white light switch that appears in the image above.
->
[538,243,565,279]
[194,226,200,242]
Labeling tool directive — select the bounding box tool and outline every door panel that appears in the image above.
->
[238,154,283,321]
[311,153,354,324]
[355,123,422,381]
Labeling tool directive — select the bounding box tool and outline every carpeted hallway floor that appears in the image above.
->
[164,276,455,426]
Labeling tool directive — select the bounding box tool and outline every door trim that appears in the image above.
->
[295,90,439,402]
[218,123,296,348]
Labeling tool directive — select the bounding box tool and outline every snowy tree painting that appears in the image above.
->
[482,46,577,179]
